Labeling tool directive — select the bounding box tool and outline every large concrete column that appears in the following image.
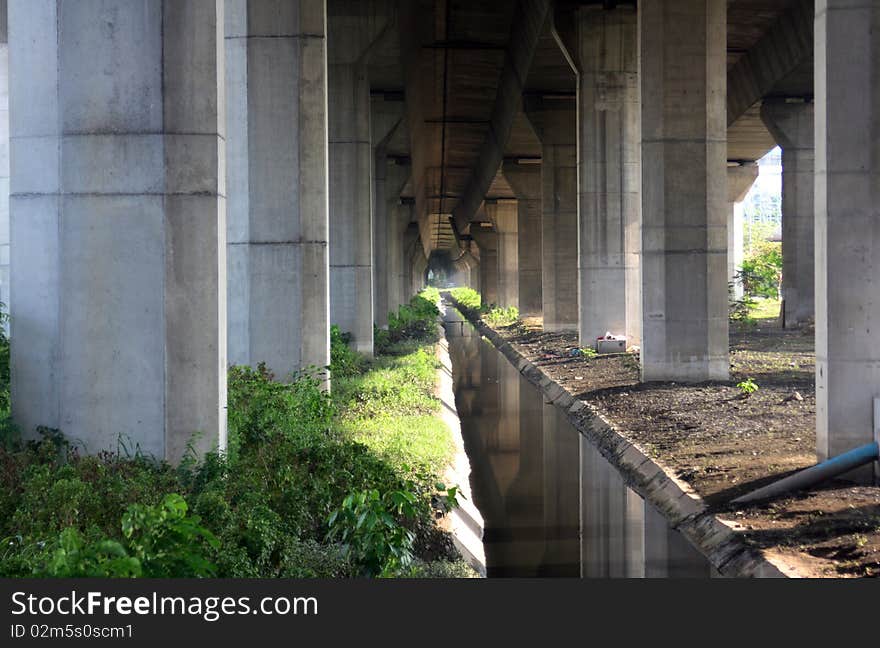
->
[0,8,8,320]
[226,0,329,380]
[761,100,814,328]
[472,228,499,306]
[10,0,226,461]
[726,163,759,299]
[503,162,543,318]
[487,200,519,310]
[576,7,641,347]
[814,1,880,478]
[386,193,412,314]
[639,0,728,382]
[526,101,579,331]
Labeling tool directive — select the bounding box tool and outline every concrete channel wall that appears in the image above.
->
[434,315,487,577]
[445,294,801,578]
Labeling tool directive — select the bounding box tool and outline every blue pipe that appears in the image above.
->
[731,442,879,505]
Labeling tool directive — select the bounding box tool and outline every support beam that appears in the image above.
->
[0,7,8,322]
[526,101,579,332]
[503,162,543,318]
[815,0,880,480]
[10,0,226,461]
[639,0,728,382]
[761,100,814,328]
[487,200,519,310]
[726,163,759,299]
[226,0,329,381]
[575,7,640,347]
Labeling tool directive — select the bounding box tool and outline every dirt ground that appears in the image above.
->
[492,314,880,578]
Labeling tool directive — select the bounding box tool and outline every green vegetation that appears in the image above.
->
[579,347,598,360]
[737,377,759,396]
[448,287,519,327]
[731,222,782,328]
[0,290,470,578]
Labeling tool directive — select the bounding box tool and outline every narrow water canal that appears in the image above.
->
[444,306,718,578]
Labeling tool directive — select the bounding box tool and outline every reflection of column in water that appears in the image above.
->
[540,405,581,576]
[644,501,712,578]
[624,489,646,578]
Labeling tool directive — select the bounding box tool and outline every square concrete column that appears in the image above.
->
[373,151,408,327]
[815,0,880,478]
[0,10,8,322]
[226,0,329,381]
[503,162,543,317]
[576,7,641,348]
[639,0,728,381]
[10,0,226,461]
[761,100,814,328]
[329,62,373,354]
[486,200,519,310]
[726,163,759,299]
[472,228,499,306]
[526,101,579,331]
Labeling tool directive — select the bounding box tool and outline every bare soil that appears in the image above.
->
[492,315,880,578]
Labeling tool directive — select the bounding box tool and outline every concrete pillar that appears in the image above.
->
[226,0,329,380]
[487,200,519,310]
[761,101,814,328]
[726,163,759,299]
[10,0,226,461]
[639,0,728,381]
[329,60,373,353]
[371,95,404,328]
[576,7,641,348]
[526,101,579,331]
[411,248,428,296]
[503,163,543,317]
[472,228,499,306]
[401,221,419,301]
[386,196,412,314]
[0,7,8,323]
[815,1,880,478]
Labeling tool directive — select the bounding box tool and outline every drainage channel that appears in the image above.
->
[444,305,719,578]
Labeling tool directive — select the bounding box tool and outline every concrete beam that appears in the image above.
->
[226,0,330,382]
[10,0,226,461]
[815,0,880,480]
[640,0,728,382]
[450,0,550,232]
[761,100,814,328]
[727,0,813,126]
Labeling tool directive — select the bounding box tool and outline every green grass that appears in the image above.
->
[749,297,781,321]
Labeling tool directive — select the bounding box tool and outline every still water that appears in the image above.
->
[444,307,717,578]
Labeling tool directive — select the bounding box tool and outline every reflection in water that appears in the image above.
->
[445,308,715,578]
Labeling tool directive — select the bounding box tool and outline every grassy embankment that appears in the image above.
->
[0,289,472,578]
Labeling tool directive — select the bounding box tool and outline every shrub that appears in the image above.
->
[483,305,519,327]
[739,240,781,299]
[330,325,367,379]
[449,287,481,312]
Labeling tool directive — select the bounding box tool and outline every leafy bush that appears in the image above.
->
[449,287,481,312]
[483,305,519,327]
[739,240,781,299]
[330,325,366,379]
[737,378,759,396]
[0,290,462,578]
[327,488,419,577]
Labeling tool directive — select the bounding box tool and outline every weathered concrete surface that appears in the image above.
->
[486,200,519,310]
[226,0,329,381]
[472,227,499,307]
[503,162,543,318]
[726,163,759,299]
[446,293,796,577]
[10,0,226,461]
[575,7,640,348]
[639,0,729,382]
[0,9,8,324]
[526,100,578,331]
[761,100,814,328]
[814,0,880,480]
[327,1,389,353]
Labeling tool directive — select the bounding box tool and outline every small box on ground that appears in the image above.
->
[596,335,626,354]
